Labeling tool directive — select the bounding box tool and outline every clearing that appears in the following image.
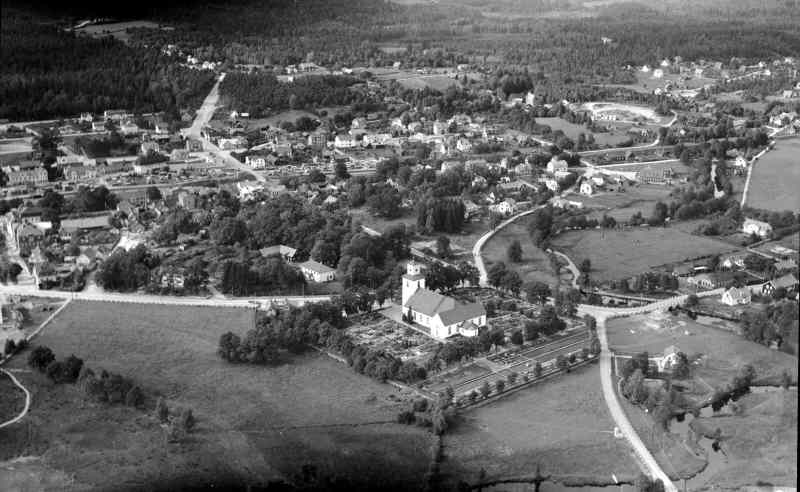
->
[566,182,675,223]
[442,364,640,487]
[550,226,736,282]
[747,137,800,212]
[0,301,434,491]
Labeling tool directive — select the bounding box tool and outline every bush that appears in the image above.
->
[125,386,145,407]
[413,398,429,413]
[179,408,196,432]
[3,339,16,356]
[156,397,170,423]
[495,380,506,393]
[510,330,524,345]
[397,410,416,425]
[28,345,55,372]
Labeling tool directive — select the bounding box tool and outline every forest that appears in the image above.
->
[0,6,215,121]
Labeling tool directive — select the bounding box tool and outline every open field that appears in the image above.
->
[748,137,800,212]
[442,364,640,486]
[535,117,631,147]
[372,68,462,91]
[0,301,434,490]
[581,102,670,125]
[73,21,170,43]
[0,138,32,155]
[604,71,716,95]
[567,182,675,222]
[482,217,559,287]
[551,226,737,281]
[0,371,25,424]
[607,312,798,389]
[689,390,797,489]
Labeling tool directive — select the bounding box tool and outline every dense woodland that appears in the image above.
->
[0,6,215,121]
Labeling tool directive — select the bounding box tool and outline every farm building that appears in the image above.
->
[401,262,486,340]
[761,273,798,296]
[636,166,673,184]
[260,245,297,262]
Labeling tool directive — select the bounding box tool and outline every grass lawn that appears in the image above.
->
[482,217,559,288]
[568,183,675,223]
[0,371,25,424]
[606,313,798,389]
[535,117,631,147]
[748,137,800,212]
[550,226,737,282]
[442,364,639,486]
[0,301,434,491]
[689,390,797,489]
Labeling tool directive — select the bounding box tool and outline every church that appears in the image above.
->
[401,262,487,340]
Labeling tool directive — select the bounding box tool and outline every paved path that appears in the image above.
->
[472,206,545,286]
[0,369,31,429]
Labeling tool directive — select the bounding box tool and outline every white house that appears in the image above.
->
[245,155,267,170]
[489,198,517,216]
[401,262,486,340]
[260,245,297,262]
[543,177,559,192]
[456,138,472,153]
[580,181,595,196]
[299,260,336,283]
[652,69,664,79]
[742,218,772,238]
[334,134,358,149]
[721,287,751,306]
[732,155,749,168]
[656,345,681,373]
[546,156,569,174]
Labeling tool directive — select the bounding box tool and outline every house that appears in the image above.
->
[721,254,746,270]
[761,273,799,296]
[721,286,751,306]
[260,245,297,262]
[299,260,336,283]
[732,155,748,168]
[672,265,693,277]
[334,134,358,149]
[580,181,595,196]
[513,162,533,175]
[543,177,559,192]
[656,345,681,372]
[266,184,288,197]
[686,273,719,290]
[6,167,48,186]
[551,197,583,209]
[742,218,772,238]
[119,121,140,136]
[76,248,101,269]
[237,182,264,201]
[64,165,98,183]
[489,198,517,216]
[774,258,797,272]
[652,69,664,79]
[456,138,472,153]
[160,269,186,290]
[140,141,160,154]
[245,155,267,170]
[546,156,568,174]
[636,166,672,184]
[463,200,481,219]
[307,130,329,149]
[104,110,130,121]
[176,190,198,210]
[59,214,112,241]
[401,262,486,339]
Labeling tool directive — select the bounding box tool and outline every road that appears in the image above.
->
[0,283,331,309]
[0,369,31,430]
[740,126,781,207]
[472,206,545,286]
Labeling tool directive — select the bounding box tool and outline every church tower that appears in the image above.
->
[401,261,426,307]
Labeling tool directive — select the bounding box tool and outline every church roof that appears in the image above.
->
[405,288,486,325]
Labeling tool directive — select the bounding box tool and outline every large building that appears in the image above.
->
[401,262,486,340]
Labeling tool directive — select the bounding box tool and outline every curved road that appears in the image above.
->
[472,206,545,286]
[0,369,31,429]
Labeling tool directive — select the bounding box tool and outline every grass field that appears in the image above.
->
[567,183,675,223]
[482,217,560,288]
[372,68,461,91]
[607,313,798,389]
[748,137,800,212]
[550,226,736,281]
[688,390,797,489]
[0,301,434,490]
[535,117,631,147]
[442,364,640,486]
[0,371,25,424]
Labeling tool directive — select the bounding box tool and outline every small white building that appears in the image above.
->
[721,287,751,306]
[245,155,267,170]
[299,260,336,283]
[656,345,681,372]
[742,218,772,238]
[546,156,569,174]
[489,199,517,216]
[580,181,595,196]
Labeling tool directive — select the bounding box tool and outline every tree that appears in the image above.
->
[524,281,551,304]
[555,354,568,372]
[507,240,523,263]
[436,236,452,259]
[28,345,55,372]
[533,361,543,378]
[510,330,524,345]
[155,397,169,423]
[671,352,691,379]
[480,381,491,398]
[146,186,162,202]
[507,372,518,385]
[125,386,144,407]
[623,369,649,404]
[495,379,506,393]
[487,262,508,288]
[179,408,196,433]
[579,258,591,274]
[685,294,699,307]
[3,339,16,356]
[334,161,350,180]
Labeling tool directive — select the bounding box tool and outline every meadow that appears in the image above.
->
[550,226,736,282]
[442,364,640,486]
[482,217,560,288]
[535,117,632,147]
[747,137,800,212]
[0,301,434,491]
